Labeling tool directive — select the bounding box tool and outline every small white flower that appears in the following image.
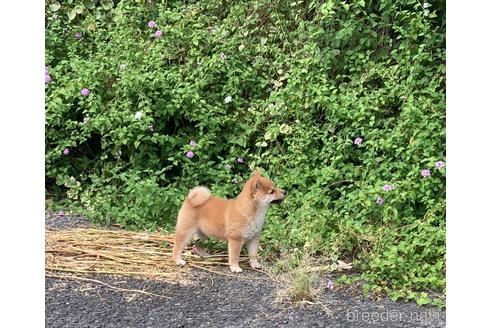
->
[134,111,143,119]
[119,64,127,70]
[423,9,429,16]
[224,96,232,104]
[423,2,430,8]
[238,44,245,51]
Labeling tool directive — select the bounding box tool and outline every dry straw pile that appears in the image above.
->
[45,228,258,281]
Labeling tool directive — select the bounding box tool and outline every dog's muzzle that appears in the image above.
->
[271,190,286,204]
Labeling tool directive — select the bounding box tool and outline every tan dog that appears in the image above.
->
[172,169,286,273]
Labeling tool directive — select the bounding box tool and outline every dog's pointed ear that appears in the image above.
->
[254,168,262,176]
[252,178,261,194]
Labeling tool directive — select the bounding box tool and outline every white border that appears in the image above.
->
[447,1,492,327]
[0,1,45,327]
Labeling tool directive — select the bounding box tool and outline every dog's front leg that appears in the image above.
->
[228,238,244,273]
[246,235,262,269]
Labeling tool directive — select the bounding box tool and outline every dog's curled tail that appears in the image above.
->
[186,186,211,207]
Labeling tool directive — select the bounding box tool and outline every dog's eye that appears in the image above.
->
[269,189,274,194]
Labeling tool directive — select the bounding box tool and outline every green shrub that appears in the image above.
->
[45,0,445,305]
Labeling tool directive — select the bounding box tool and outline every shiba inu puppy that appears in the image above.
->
[172,169,286,273]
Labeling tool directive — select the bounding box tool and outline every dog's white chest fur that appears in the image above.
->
[243,206,268,241]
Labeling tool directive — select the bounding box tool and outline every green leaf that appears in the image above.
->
[50,2,61,11]
[320,0,334,16]
[101,0,114,10]
[416,296,432,306]
[255,141,268,147]
[94,9,104,20]
[68,9,77,20]
[279,123,292,134]
[83,0,97,9]
[74,4,84,14]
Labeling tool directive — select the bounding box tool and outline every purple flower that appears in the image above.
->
[224,164,232,171]
[63,148,70,156]
[376,196,384,205]
[421,168,431,178]
[186,151,195,158]
[45,66,49,75]
[382,184,395,192]
[236,157,244,164]
[435,160,445,170]
[326,279,334,290]
[45,74,52,84]
[354,137,363,146]
[189,140,197,148]
[220,52,226,60]
[74,32,82,40]
[154,30,162,38]
[147,20,156,28]
[191,245,198,254]
[81,88,90,96]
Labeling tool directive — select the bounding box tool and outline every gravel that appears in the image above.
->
[45,213,446,328]
[45,211,93,230]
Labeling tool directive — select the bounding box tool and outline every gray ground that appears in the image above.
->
[45,212,446,328]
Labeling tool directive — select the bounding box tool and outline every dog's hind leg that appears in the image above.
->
[172,212,197,266]
[192,231,210,257]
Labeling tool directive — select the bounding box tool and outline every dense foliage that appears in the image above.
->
[45,0,445,305]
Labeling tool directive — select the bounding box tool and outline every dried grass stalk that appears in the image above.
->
[45,228,240,280]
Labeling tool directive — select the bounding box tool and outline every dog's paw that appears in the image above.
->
[175,258,186,266]
[230,265,243,273]
[249,259,262,269]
